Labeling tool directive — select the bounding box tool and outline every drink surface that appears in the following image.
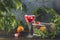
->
[25,15,35,23]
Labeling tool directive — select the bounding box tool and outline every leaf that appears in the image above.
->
[15,0,22,10]
[22,3,27,12]
[0,23,5,31]
[11,20,17,29]
[8,26,12,32]
[0,26,5,31]
[0,10,6,16]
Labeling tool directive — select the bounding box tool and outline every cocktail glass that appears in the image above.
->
[24,15,35,38]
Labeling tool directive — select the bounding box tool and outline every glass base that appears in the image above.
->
[26,35,33,38]
[33,33,41,37]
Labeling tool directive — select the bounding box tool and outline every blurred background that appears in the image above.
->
[0,0,60,39]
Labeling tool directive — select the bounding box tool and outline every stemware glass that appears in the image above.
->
[24,15,35,38]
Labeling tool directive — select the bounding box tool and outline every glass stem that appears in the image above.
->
[28,23,31,35]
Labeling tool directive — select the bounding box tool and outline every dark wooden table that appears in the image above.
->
[0,37,60,40]
[0,37,41,40]
[0,37,52,40]
[0,34,60,40]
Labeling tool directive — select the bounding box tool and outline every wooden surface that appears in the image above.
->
[0,37,41,40]
[0,37,59,40]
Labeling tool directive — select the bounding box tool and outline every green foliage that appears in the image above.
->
[32,7,60,38]
[0,12,17,32]
[32,7,47,21]
[0,0,22,12]
[44,8,60,31]
[17,20,23,26]
[0,17,5,31]
[34,28,48,38]
[22,4,27,12]
[0,0,26,32]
